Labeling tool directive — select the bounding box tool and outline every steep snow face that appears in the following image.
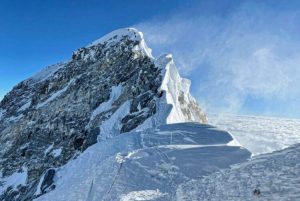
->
[34,123,250,201]
[156,54,207,124]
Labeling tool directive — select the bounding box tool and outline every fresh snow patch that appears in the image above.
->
[51,148,62,158]
[120,189,167,201]
[18,100,31,112]
[91,85,123,121]
[7,114,24,122]
[98,101,130,141]
[44,144,54,155]
[34,173,46,196]
[115,153,125,164]
[0,166,28,194]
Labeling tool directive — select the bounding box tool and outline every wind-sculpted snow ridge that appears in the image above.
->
[0,28,207,200]
[34,123,250,201]
[176,143,300,201]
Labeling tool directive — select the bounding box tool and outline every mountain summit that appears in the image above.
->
[0,28,249,201]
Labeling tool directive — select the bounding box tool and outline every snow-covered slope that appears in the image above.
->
[34,123,250,201]
[209,114,300,155]
[177,143,300,201]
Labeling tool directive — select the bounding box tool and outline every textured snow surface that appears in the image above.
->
[209,114,300,155]
[34,123,250,201]
[0,167,27,194]
[176,144,300,201]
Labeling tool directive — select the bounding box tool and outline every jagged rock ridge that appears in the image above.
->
[0,28,207,200]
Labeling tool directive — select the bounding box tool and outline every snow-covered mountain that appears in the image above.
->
[0,28,212,200]
[1,28,298,201]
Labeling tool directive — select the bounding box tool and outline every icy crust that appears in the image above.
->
[156,54,207,124]
[34,123,250,201]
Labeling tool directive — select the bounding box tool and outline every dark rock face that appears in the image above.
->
[0,28,207,200]
[40,169,56,194]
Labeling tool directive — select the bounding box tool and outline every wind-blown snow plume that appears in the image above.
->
[136,1,300,118]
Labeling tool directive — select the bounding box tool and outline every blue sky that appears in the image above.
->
[1,0,300,118]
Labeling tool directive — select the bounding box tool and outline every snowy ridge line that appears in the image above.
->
[34,123,250,201]
[155,53,207,124]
